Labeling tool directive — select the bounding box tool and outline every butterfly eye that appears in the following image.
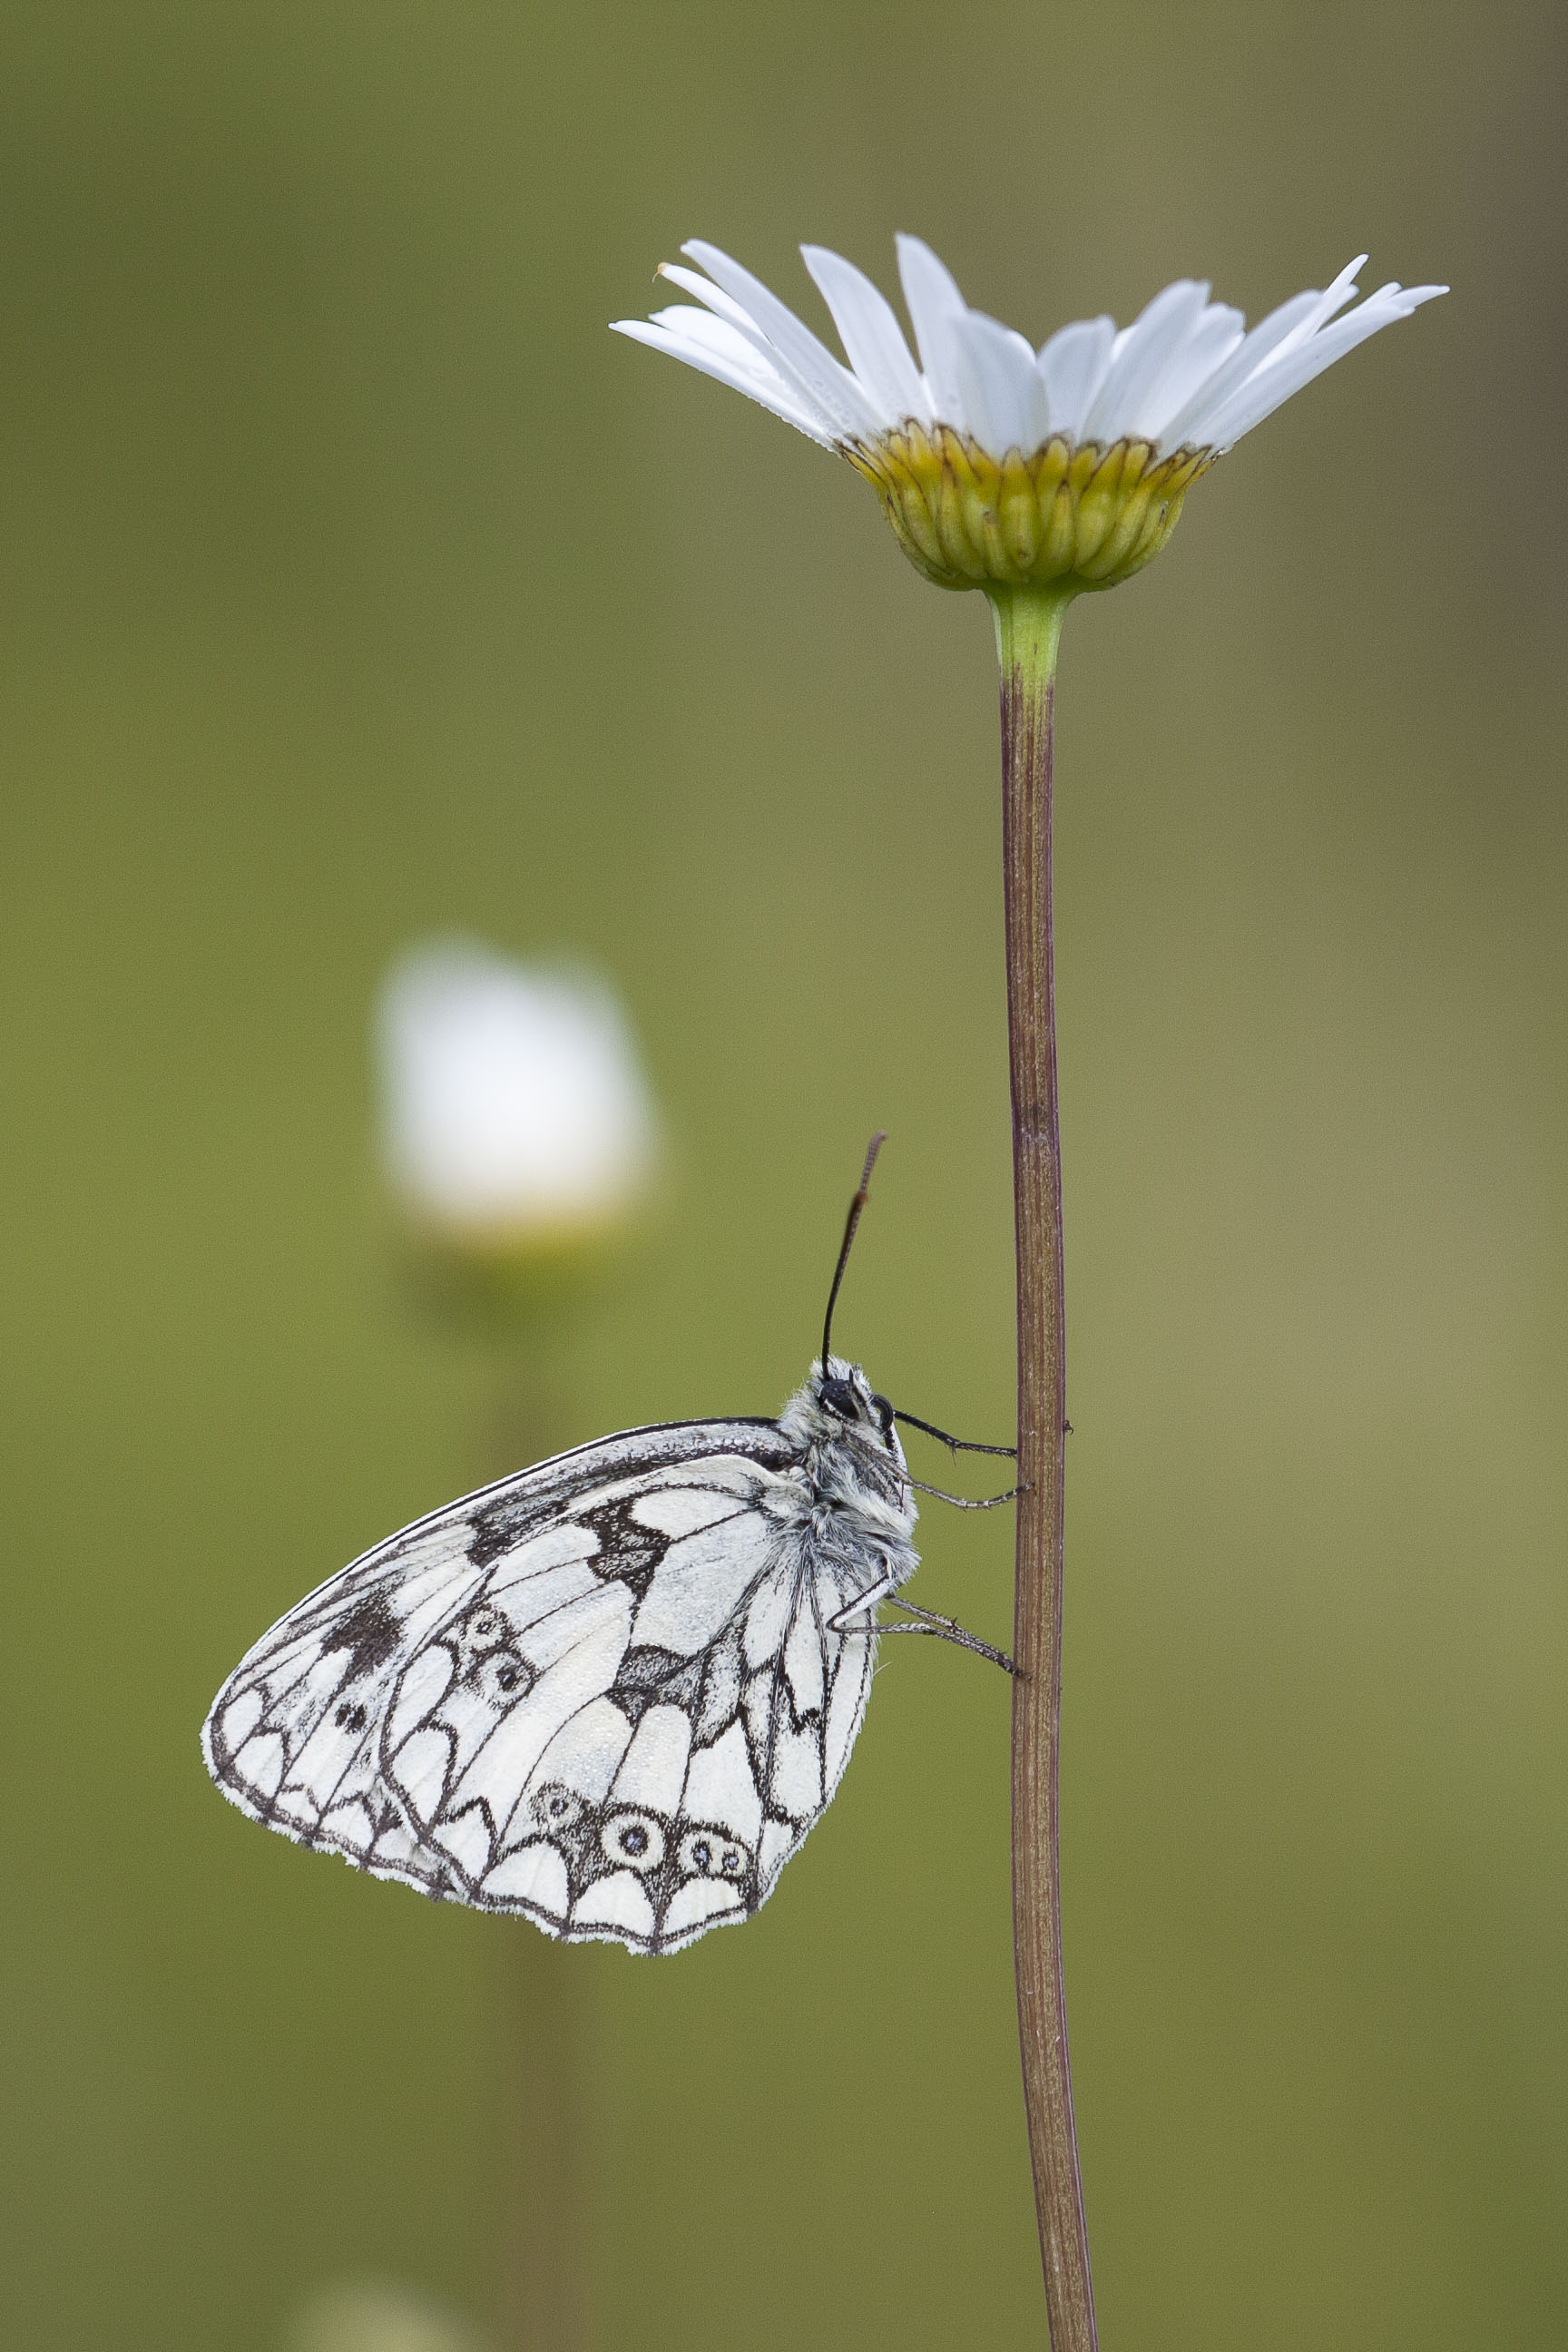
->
[819,1377,859,1420]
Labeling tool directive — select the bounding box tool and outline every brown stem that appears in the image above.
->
[498,1937,586,2352]
[994,583,1097,2351]
[484,1371,589,2352]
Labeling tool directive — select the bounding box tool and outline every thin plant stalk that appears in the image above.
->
[992,582,1097,2352]
[486,1367,588,2352]
[499,1934,585,2352]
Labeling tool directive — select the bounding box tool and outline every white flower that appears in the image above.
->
[612,238,1446,593]
[377,941,661,1246]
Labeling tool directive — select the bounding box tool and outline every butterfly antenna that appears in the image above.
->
[821,1131,886,1377]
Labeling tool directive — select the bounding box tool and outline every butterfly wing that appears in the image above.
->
[202,1416,884,1952]
[477,1481,883,1955]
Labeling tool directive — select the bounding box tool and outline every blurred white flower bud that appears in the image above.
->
[377,941,662,1289]
[284,2278,486,2352]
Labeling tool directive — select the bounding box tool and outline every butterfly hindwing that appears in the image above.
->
[376,1457,877,1952]
[202,1414,887,1952]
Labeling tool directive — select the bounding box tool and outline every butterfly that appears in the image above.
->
[201,1137,1014,1954]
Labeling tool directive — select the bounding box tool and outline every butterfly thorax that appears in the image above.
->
[773,1357,918,1566]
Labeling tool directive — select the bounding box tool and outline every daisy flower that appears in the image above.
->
[613,238,1445,591]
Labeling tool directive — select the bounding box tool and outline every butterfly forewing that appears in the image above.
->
[202,1399,907,1954]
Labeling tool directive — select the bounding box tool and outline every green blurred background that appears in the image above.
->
[3,3,1565,2346]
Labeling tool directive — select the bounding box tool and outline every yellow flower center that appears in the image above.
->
[844,422,1216,593]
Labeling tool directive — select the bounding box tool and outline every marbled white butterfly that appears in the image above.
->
[201,1138,1014,1954]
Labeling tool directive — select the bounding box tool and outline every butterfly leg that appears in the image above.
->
[906,1475,1022,1510]
[894,1408,1016,1460]
[827,1583,1014,1674]
[880,1595,1014,1673]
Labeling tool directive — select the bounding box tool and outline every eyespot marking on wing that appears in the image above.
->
[676,1826,750,1880]
[600,1808,666,1873]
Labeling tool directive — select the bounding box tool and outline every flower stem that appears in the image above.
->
[485,1371,588,2352]
[990,582,1097,2352]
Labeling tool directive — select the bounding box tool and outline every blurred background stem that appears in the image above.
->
[993,583,1096,2352]
[485,1368,587,2352]
[377,941,666,2352]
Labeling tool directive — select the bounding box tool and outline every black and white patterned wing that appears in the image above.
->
[202,1416,889,1953]
[201,1418,795,1910]
[202,1507,485,1897]
[481,1480,885,1955]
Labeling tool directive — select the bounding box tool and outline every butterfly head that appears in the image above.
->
[799,1355,899,1454]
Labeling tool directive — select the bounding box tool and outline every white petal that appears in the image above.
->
[622,311,828,436]
[1156,289,1326,447]
[652,270,850,432]
[645,300,809,403]
[1137,304,1244,440]
[895,233,971,426]
[656,261,783,340]
[1200,281,1447,446]
[800,245,931,429]
[1038,317,1115,440]
[1173,256,1371,448]
[1082,279,1211,444]
[680,240,882,443]
[945,309,1050,458]
[1265,255,1367,365]
[609,318,836,446]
